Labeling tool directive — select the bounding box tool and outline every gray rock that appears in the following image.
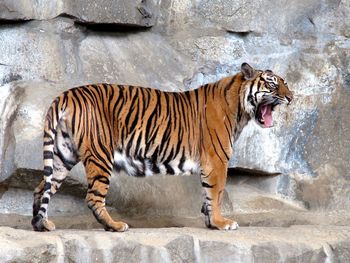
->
[0,0,159,27]
[78,31,195,90]
[196,0,349,39]
[65,0,159,27]
[0,83,24,182]
[0,226,349,263]
[0,19,77,84]
[0,188,88,216]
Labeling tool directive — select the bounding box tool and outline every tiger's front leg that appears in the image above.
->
[200,165,239,230]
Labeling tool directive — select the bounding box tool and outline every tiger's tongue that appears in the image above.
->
[261,104,273,128]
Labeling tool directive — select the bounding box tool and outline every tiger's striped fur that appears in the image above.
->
[32,63,293,231]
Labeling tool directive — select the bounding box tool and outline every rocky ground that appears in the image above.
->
[1,226,350,263]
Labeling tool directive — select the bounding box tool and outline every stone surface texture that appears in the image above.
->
[0,0,349,261]
[0,0,158,26]
[0,226,350,263]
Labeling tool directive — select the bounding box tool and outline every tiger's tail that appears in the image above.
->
[32,96,64,231]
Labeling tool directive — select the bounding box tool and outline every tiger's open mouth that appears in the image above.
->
[256,102,279,128]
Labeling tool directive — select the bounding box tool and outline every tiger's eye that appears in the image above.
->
[268,82,278,89]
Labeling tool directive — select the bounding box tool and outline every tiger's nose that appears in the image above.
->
[286,94,293,104]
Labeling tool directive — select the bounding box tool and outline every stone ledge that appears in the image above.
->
[0,226,349,262]
[0,0,159,27]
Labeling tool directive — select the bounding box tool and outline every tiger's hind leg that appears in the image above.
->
[32,125,78,231]
[83,154,128,232]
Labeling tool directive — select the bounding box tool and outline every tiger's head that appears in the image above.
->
[240,63,293,128]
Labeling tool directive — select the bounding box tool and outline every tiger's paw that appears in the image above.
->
[31,215,56,232]
[211,217,239,231]
[104,221,129,232]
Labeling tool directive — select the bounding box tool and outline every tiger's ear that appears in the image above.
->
[241,63,256,80]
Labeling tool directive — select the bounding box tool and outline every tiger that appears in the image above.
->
[32,63,293,232]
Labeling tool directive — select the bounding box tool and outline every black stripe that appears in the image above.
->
[129,88,141,132]
[87,158,111,176]
[151,163,160,174]
[214,131,230,161]
[62,91,69,112]
[205,118,225,164]
[54,149,76,170]
[224,121,234,148]
[43,140,54,146]
[124,88,139,129]
[94,87,113,148]
[44,182,51,191]
[77,133,84,151]
[43,166,53,176]
[145,126,160,154]
[139,88,149,117]
[44,131,53,139]
[71,96,77,135]
[112,86,125,124]
[194,88,199,108]
[165,163,175,175]
[71,89,83,134]
[202,182,214,188]
[183,90,194,121]
[201,202,211,216]
[43,151,53,159]
[135,133,143,156]
[125,131,137,157]
[31,214,43,225]
[88,175,110,189]
[50,128,57,136]
[248,81,256,107]
[87,189,106,198]
[163,148,175,165]
[92,135,113,168]
[177,95,188,131]
[237,100,242,122]
[87,199,104,206]
[144,91,160,146]
[211,83,216,98]
[178,150,186,172]
[41,197,49,204]
[113,163,123,173]
[225,75,236,90]
[150,147,160,173]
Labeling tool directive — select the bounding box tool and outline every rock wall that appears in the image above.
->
[0,0,349,227]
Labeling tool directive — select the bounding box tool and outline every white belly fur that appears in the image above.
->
[113,151,200,177]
